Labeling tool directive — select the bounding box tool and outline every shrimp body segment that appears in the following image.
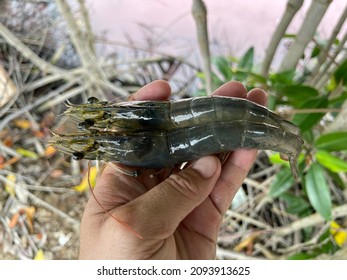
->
[50,96,304,180]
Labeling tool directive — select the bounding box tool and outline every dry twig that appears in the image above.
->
[192,0,213,94]
[279,0,332,72]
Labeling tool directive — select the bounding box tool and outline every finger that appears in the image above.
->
[128,80,171,101]
[211,81,247,98]
[84,164,147,215]
[210,88,268,214]
[210,149,258,214]
[112,156,221,239]
[246,88,268,106]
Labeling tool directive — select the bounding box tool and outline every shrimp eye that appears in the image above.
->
[78,119,95,129]
[93,141,99,149]
[87,97,99,104]
[72,152,85,160]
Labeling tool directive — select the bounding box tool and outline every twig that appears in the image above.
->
[261,0,304,76]
[21,72,69,93]
[23,188,80,230]
[253,243,279,259]
[0,22,66,75]
[279,0,332,72]
[273,203,347,237]
[0,142,21,158]
[77,0,95,54]
[313,30,347,89]
[225,210,272,230]
[0,175,79,229]
[55,0,128,98]
[217,247,265,260]
[192,0,213,94]
[20,184,73,194]
[278,108,342,115]
[307,2,347,85]
[37,83,89,112]
[249,165,279,180]
[324,98,347,132]
[0,81,75,131]
[55,0,94,69]
[276,223,330,254]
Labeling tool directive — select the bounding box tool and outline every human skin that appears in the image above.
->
[79,80,267,259]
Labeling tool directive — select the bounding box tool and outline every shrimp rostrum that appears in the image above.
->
[49,96,304,180]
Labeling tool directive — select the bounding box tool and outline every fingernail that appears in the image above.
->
[191,156,218,178]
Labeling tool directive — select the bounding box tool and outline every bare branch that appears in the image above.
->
[279,0,332,72]
[37,83,89,112]
[272,204,347,237]
[324,99,347,132]
[307,2,347,85]
[261,0,303,76]
[192,0,213,94]
[55,0,94,69]
[0,22,66,75]
[77,0,95,54]
[312,30,347,88]
[0,81,76,131]
[55,0,128,98]
[217,247,266,260]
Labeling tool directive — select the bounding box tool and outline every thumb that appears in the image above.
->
[113,156,221,239]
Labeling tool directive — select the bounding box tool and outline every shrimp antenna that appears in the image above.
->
[87,161,143,239]
[289,156,300,183]
[109,162,139,177]
[64,99,74,108]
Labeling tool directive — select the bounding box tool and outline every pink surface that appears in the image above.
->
[87,0,346,61]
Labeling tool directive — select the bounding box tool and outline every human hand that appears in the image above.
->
[79,80,267,259]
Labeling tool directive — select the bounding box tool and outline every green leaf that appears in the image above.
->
[232,70,267,85]
[292,96,328,132]
[212,72,225,88]
[267,95,278,111]
[326,169,346,189]
[327,75,337,91]
[196,71,205,80]
[270,70,296,86]
[280,193,311,216]
[287,252,315,260]
[315,131,347,151]
[310,45,321,58]
[280,85,319,105]
[329,91,347,107]
[269,153,290,167]
[269,168,295,198]
[15,148,39,159]
[334,58,347,85]
[305,163,332,220]
[302,129,314,144]
[316,150,347,173]
[238,47,254,71]
[283,34,296,39]
[213,56,232,81]
[247,72,267,85]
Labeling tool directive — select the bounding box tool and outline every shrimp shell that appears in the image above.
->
[50,96,304,180]
[66,96,300,135]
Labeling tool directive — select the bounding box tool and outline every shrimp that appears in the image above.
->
[66,96,301,136]
[50,96,304,180]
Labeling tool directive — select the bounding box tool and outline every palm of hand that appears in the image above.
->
[79,80,267,259]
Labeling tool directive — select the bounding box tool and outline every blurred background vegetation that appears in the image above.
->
[0,0,347,259]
